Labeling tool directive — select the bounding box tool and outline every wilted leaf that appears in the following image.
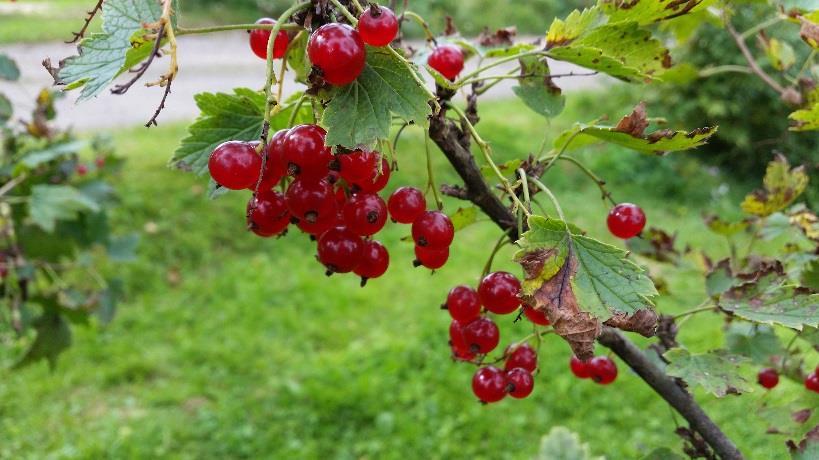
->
[536,426,604,460]
[664,348,754,397]
[704,214,752,236]
[0,54,20,81]
[799,13,819,49]
[13,312,72,370]
[599,0,708,25]
[741,155,809,217]
[29,185,101,232]
[725,323,785,365]
[789,425,819,460]
[512,55,565,118]
[322,47,432,148]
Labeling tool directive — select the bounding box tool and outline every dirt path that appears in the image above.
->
[0,33,611,131]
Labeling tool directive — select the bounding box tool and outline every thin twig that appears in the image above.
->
[726,19,785,96]
[66,0,104,44]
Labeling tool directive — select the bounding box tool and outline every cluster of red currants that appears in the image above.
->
[472,344,537,403]
[757,366,819,393]
[569,355,618,384]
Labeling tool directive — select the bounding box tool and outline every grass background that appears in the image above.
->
[1,90,815,459]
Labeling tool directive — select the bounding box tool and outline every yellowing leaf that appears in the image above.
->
[764,38,797,71]
[545,8,602,48]
[789,100,819,131]
[703,214,752,236]
[599,0,709,26]
[741,155,809,217]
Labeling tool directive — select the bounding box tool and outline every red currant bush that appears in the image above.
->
[208,141,261,190]
[472,366,507,403]
[283,124,332,179]
[445,285,481,322]
[358,5,398,47]
[504,343,538,373]
[354,240,389,285]
[307,23,366,86]
[570,356,591,379]
[757,368,779,389]
[413,245,449,270]
[428,44,465,81]
[607,203,646,239]
[317,226,364,274]
[588,356,618,385]
[412,211,454,248]
[506,368,534,399]
[249,18,289,60]
[478,271,521,314]
[342,192,387,236]
[387,186,426,224]
[462,317,500,354]
[247,190,290,237]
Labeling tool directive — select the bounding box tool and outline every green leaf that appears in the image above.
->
[286,31,311,84]
[516,215,657,320]
[12,312,72,370]
[28,185,101,232]
[720,271,819,330]
[545,8,602,48]
[322,47,432,148]
[512,55,565,118]
[599,0,710,26]
[0,93,11,125]
[705,259,735,298]
[764,38,797,71]
[704,214,751,237]
[480,158,523,180]
[97,278,124,325]
[18,140,88,169]
[535,426,604,460]
[725,323,784,365]
[663,348,754,397]
[451,207,478,231]
[741,155,809,217]
[0,54,21,81]
[107,233,140,262]
[789,100,819,131]
[54,0,161,101]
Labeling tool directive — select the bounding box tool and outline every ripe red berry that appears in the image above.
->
[449,319,474,361]
[462,317,500,354]
[588,356,618,384]
[357,5,398,47]
[258,129,288,190]
[343,192,387,236]
[249,18,290,60]
[504,344,538,373]
[757,368,779,389]
[806,372,819,393]
[354,239,389,284]
[317,226,364,274]
[412,211,454,248]
[285,178,338,235]
[337,150,378,185]
[445,285,481,322]
[428,44,464,81]
[208,141,261,190]
[76,164,88,176]
[478,272,521,315]
[522,305,550,326]
[506,368,535,399]
[94,157,105,168]
[387,186,426,224]
[352,156,391,193]
[283,124,332,179]
[307,23,366,86]
[569,356,591,379]
[414,245,449,269]
[472,366,507,403]
[247,190,290,237]
[607,203,646,239]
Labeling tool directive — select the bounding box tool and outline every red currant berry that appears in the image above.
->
[569,356,591,379]
[588,356,618,385]
[208,141,261,190]
[449,319,472,358]
[343,192,387,236]
[358,5,398,47]
[317,226,364,274]
[462,317,500,354]
[76,164,88,176]
[249,18,289,60]
[307,23,366,86]
[257,129,288,190]
[94,157,105,168]
[428,44,464,81]
[506,368,534,399]
[478,271,521,314]
[387,186,426,224]
[413,245,449,270]
[338,150,378,185]
[354,239,389,284]
[285,178,338,235]
[247,190,289,237]
[283,124,332,179]
[445,285,481,322]
[607,203,646,239]
[412,211,454,248]
[522,305,550,326]
[352,156,391,193]
[504,344,537,373]
[472,366,507,403]
[757,368,779,389]
[805,372,819,393]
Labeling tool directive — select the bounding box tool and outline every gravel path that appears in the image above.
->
[0,33,611,131]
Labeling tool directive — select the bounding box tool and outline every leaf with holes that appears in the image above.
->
[664,348,754,397]
[599,0,710,26]
[741,155,809,217]
[322,47,432,148]
[719,270,819,330]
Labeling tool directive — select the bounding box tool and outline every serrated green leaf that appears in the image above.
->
[664,348,754,397]
[12,312,72,370]
[546,8,602,48]
[720,272,819,330]
[323,47,432,148]
[28,185,101,232]
[512,55,565,118]
[0,93,11,125]
[725,323,784,365]
[741,155,809,217]
[55,0,161,101]
[286,30,311,84]
[789,100,819,131]
[535,426,604,460]
[0,54,20,81]
[451,207,478,231]
[599,0,709,26]
[516,215,657,320]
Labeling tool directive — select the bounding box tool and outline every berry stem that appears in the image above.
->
[672,303,717,321]
[175,23,303,36]
[288,90,309,127]
[329,0,360,25]
[778,329,802,373]
[527,176,566,223]
[424,132,444,210]
[445,102,531,217]
[516,168,532,214]
[481,231,511,278]
[542,155,616,206]
[400,11,437,43]
[455,50,546,87]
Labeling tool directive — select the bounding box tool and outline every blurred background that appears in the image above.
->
[0,1,816,458]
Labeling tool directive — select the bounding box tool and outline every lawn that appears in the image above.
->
[0,93,809,459]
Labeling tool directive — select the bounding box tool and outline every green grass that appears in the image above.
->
[0,94,811,459]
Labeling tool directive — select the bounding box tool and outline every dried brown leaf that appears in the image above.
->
[614,101,649,137]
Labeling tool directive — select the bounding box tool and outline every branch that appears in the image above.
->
[66,0,104,44]
[110,23,165,95]
[725,20,785,95]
